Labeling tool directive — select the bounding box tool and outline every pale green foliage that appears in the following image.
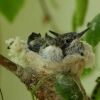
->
[85,14,100,47]
[0,0,24,21]
[72,0,88,31]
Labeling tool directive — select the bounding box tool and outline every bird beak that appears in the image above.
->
[49,30,59,37]
[76,27,90,38]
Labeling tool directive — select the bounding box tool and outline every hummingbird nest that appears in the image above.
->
[5,28,95,100]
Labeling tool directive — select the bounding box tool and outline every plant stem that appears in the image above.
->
[0,89,4,100]
[38,0,60,31]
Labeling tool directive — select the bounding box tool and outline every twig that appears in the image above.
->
[0,54,36,82]
[0,89,4,100]
[38,0,60,31]
[39,0,51,21]
[0,54,17,72]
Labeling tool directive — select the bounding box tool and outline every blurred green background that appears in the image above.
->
[0,0,100,100]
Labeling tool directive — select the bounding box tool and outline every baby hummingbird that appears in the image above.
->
[27,27,90,62]
[48,27,90,57]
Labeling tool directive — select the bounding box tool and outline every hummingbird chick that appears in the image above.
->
[27,32,45,52]
[49,27,90,57]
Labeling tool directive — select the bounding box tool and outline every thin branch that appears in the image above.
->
[0,89,4,100]
[0,54,37,88]
[38,0,60,31]
[0,54,17,72]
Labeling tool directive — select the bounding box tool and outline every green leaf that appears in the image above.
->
[0,0,24,22]
[85,14,100,47]
[72,0,88,31]
[50,0,59,9]
[96,89,100,100]
[55,73,83,100]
